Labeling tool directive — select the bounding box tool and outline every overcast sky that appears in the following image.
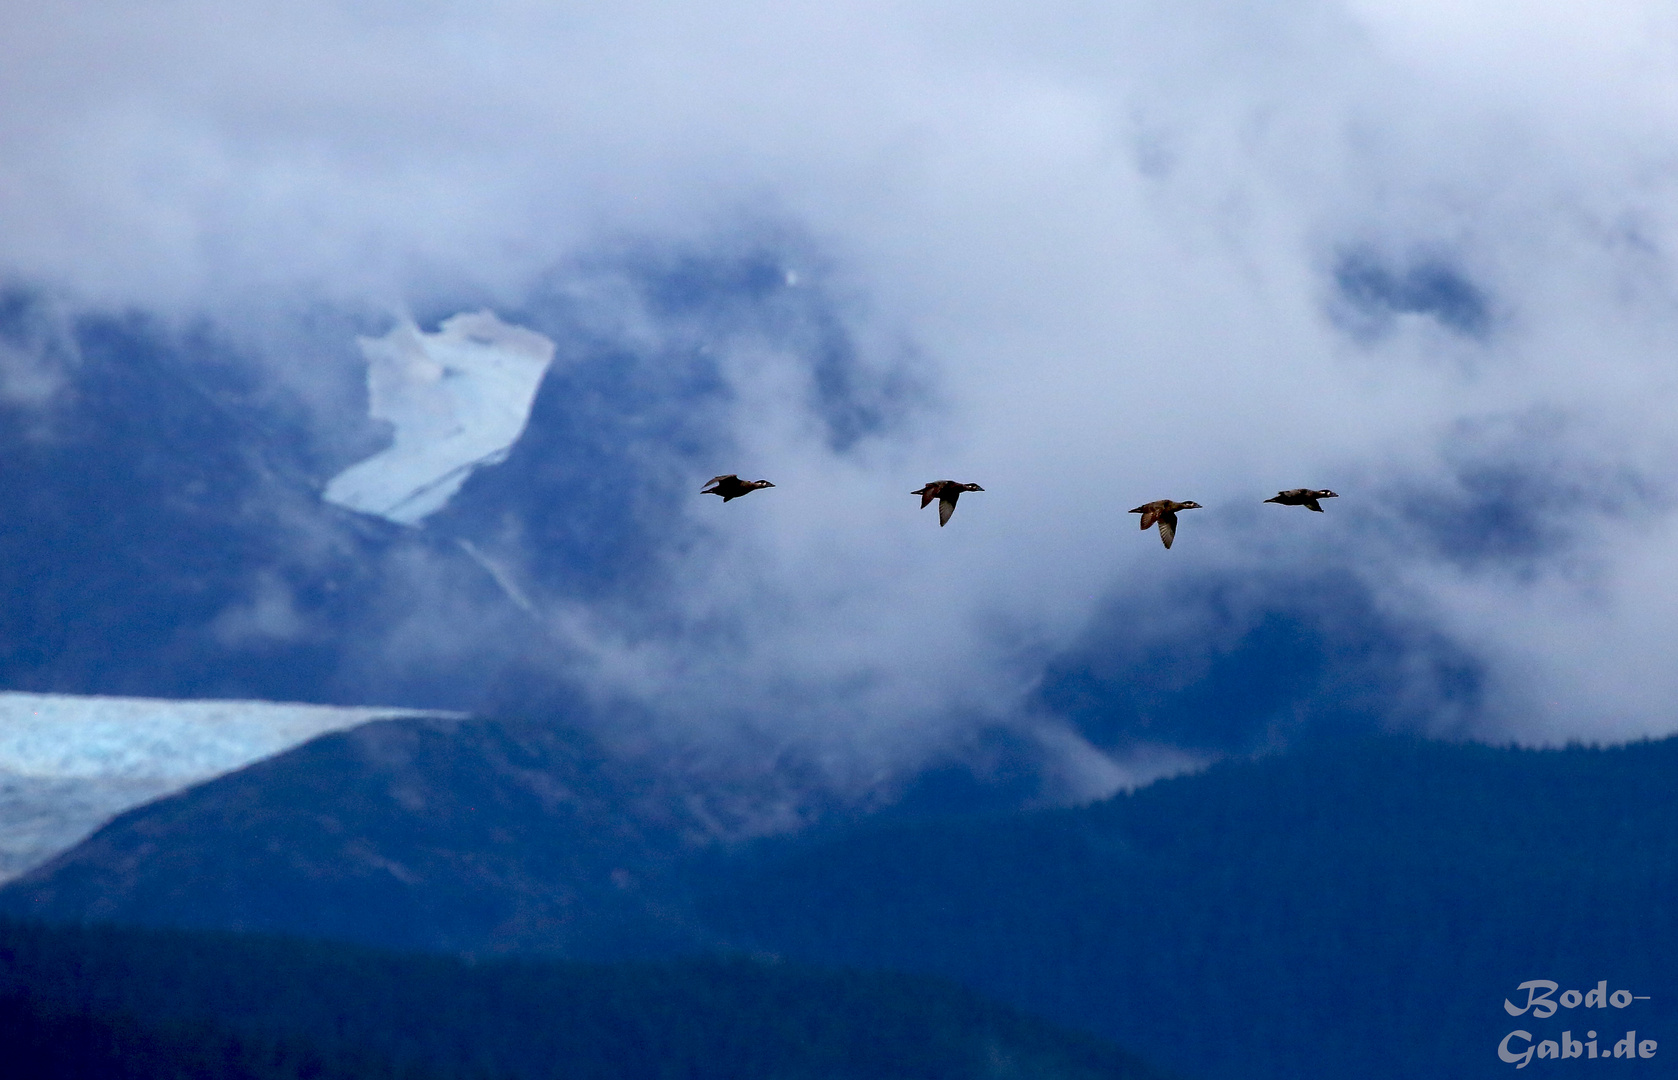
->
[6,1,1678,796]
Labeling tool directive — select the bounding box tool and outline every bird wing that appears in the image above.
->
[1140,508,1159,530]
[916,484,940,508]
[939,494,958,526]
[1304,498,1323,512]
[703,475,734,493]
[1158,511,1176,549]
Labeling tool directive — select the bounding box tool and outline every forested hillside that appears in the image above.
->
[0,919,1170,1080]
[697,735,1678,1079]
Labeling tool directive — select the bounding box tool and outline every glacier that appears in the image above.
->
[323,311,555,526]
[0,692,457,883]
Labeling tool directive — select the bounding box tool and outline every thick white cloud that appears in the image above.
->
[7,0,1678,777]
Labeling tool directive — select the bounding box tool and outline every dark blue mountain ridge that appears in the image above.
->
[4,721,1673,1080]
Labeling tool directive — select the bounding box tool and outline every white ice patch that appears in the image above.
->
[323,311,555,526]
[0,692,459,883]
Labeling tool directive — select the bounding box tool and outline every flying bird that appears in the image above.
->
[702,475,775,501]
[913,480,984,526]
[1129,499,1202,549]
[1265,489,1338,512]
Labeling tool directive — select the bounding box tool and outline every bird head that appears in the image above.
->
[962,483,985,492]
[1178,501,1203,510]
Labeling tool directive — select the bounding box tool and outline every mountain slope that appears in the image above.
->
[0,716,727,955]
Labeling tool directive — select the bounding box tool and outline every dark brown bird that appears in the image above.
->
[702,474,775,501]
[1265,489,1338,512]
[1129,499,1202,549]
[913,480,984,526]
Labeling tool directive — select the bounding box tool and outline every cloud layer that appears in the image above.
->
[7,1,1678,796]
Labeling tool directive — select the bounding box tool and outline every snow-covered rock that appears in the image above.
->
[0,692,456,882]
[323,311,555,525]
